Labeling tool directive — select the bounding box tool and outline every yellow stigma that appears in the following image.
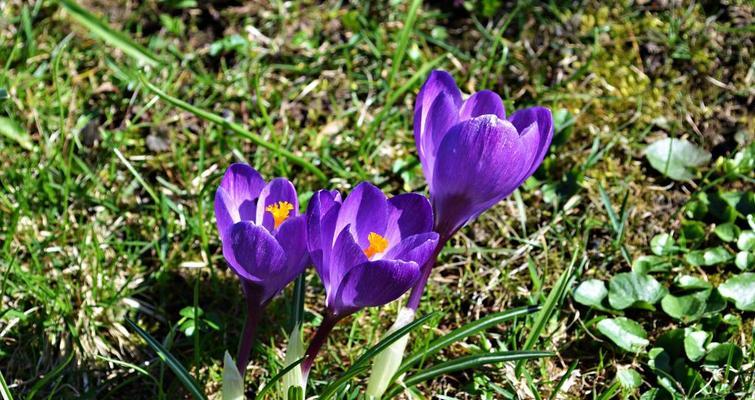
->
[363,232,389,259]
[266,201,294,229]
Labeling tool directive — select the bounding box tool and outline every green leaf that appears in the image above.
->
[608,272,667,310]
[597,317,649,353]
[319,312,440,399]
[703,343,743,369]
[632,255,671,274]
[396,305,539,378]
[650,233,675,256]
[683,328,709,362]
[385,351,553,398]
[680,220,706,245]
[674,275,711,290]
[0,117,34,151]
[644,138,711,180]
[718,273,755,311]
[684,246,732,267]
[737,230,755,251]
[617,367,642,390]
[573,279,608,309]
[735,251,755,271]
[125,319,207,400]
[714,223,740,242]
[661,291,709,322]
[58,0,162,66]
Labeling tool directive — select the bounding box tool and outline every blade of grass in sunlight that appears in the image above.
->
[515,252,580,377]
[137,76,329,183]
[318,312,440,399]
[57,0,162,66]
[125,319,207,400]
[0,369,14,400]
[387,0,423,88]
[0,117,33,151]
[385,351,554,398]
[394,305,541,379]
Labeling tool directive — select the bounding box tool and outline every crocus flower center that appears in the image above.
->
[363,232,388,259]
[266,201,294,229]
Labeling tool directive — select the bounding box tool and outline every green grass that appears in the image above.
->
[1,0,754,398]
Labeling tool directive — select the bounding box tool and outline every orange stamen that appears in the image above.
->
[363,232,389,259]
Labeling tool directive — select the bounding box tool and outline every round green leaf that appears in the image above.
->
[644,138,711,181]
[608,272,667,310]
[737,230,755,251]
[650,233,675,256]
[735,251,755,271]
[683,328,709,362]
[703,343,743,369]
[597,317,649,353]
[573,279,608,309]
[632,255,671,274]
[617,367,642,390]
[681,220,706,244]
[674,275,711,290]
[714,223,740,242]
[661,291,709,322]
[684,246,732,266]
[718,273,755,311]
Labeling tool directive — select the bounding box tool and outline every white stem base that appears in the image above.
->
[282,324,306,399]
[366,307,416,398]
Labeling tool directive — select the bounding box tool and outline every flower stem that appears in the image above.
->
[300,313,341,380]
[236,285,262,374]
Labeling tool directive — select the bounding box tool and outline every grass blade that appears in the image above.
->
[395,305,540,379]
[0,117,33,151]
[386,351,553,398]
[318,312,440,399]
[113,148,160,204]
[0,369,14,400]
[57,0,161,66]
[137,76,329,183]
[27,352,74,399]
[125,318,207,400]
[387,0,422,88]
[254,357,304,400]
[515,252,579,376]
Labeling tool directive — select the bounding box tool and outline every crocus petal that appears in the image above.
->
[414,71,462,178]
[222,222,287,289]
[384,193,434,247]
[306,190,342,288]
[256,178,299,231]
[509,106,554,181]
[215,164,265,240]
[431,115,527,236]
[333,259,420,313]
[419,93,461,185]
[383,232,439,266]
[276,215,310,276]
[326,227,369,307]
[459,90,506,121]
[334,182,389,249]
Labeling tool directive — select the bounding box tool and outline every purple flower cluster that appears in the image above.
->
[213,70,553,381]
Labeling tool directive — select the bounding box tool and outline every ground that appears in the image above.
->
[0,0,753,399]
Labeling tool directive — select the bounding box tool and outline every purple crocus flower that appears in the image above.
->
[214,163,309,373]
[407,70,553,309]
[299,182,439,378]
